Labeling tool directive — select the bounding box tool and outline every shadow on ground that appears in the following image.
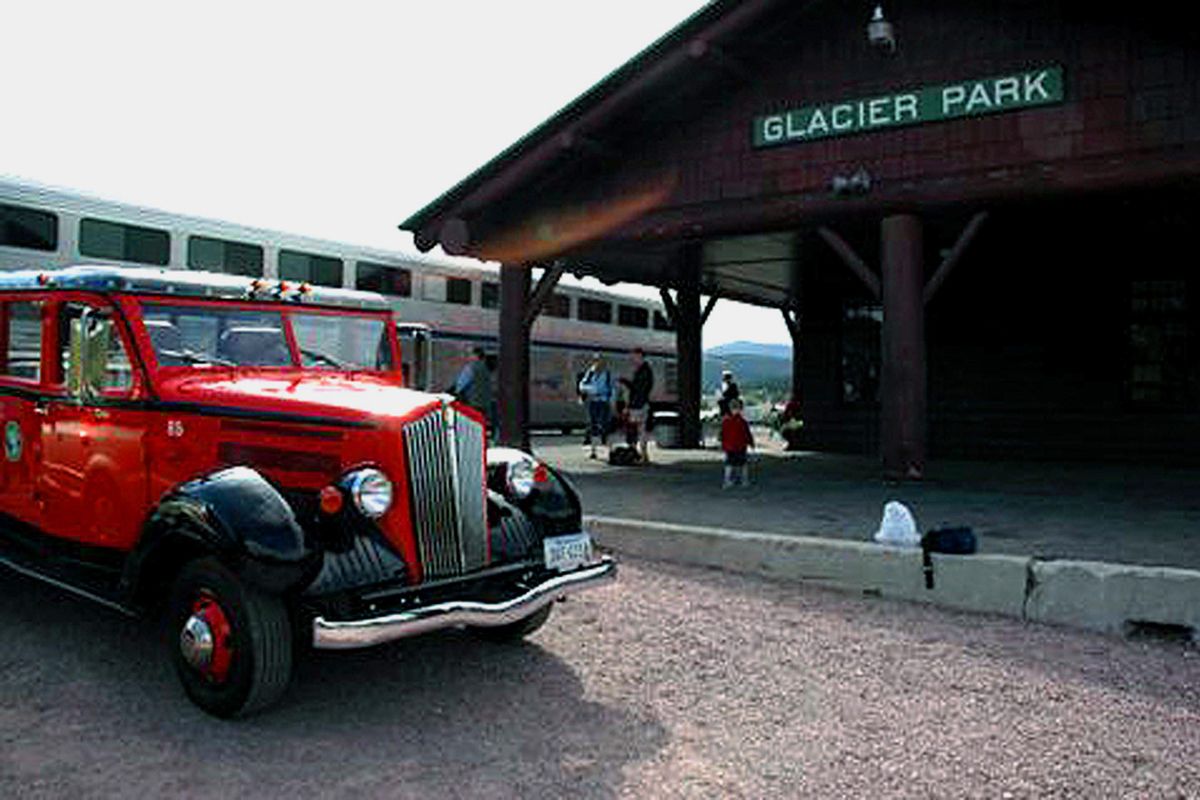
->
[0,572,666,798]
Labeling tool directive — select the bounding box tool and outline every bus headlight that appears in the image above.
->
[506,457,549,499]
[346,468,393,518]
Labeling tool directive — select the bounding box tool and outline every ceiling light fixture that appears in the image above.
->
[867,5,896,53]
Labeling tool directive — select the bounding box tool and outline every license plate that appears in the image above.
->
[544,533,593,572]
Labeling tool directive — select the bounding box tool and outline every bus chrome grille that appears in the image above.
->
[402,403,488,580]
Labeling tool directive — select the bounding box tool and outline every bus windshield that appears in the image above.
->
[139,302,394,371]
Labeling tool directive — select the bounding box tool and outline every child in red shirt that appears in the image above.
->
[720,398,754,488]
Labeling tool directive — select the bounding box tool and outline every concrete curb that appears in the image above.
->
[1026,560,1200,636]
[585,515,1200,639]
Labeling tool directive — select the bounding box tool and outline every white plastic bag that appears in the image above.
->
[873,501,920,547]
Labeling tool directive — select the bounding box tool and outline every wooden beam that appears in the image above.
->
[412,228,438,253]
[817,227,881,299]
[923,211,989,306]
[523,262,566,327]
[557,131,617,160]
[780,307,803,404]
[780,307,801,340]
[687,39,751,81]
[406,0,779,230]
[700,295,719,326]
[439,218,471,256]
[658,288,679,327]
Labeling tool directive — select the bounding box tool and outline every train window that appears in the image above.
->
[422,276,446,302]
[2,301,43,381]
[279,250,343,288]
[618,305,649,328]
[663,360,678,395]
[577,298,612,324]
[446,277,472,305]
[544,293,570,318]
[1,203,58,251]
[653,310,675,331]
[188,235,263,277]
[80,218,169,265]
[357,262,412,297]
[481,281,499,309]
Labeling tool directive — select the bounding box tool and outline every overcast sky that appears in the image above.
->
[0,0,791,348]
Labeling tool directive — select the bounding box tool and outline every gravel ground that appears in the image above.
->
[2,558,1199,798]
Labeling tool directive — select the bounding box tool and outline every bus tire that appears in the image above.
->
[168,557,294,718]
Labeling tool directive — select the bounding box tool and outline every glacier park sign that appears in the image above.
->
[753,66,1063,148]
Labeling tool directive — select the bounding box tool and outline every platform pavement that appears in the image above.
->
[530,432,1200,638]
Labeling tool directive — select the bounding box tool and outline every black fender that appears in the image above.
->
[487,489,539,563]
[121,466,322,607]
[527,461,582,530]
[487,448,583,547]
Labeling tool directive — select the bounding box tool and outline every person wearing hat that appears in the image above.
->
[577,353,614,459]
[717,368,741,417]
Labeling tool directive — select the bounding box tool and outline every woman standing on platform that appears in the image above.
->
[578,354,614,459]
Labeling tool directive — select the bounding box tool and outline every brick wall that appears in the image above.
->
[538,2,1200,240]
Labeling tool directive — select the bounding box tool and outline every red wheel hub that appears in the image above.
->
[180,593,235,684]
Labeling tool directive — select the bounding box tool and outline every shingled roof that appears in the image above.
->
[400,0,783,254]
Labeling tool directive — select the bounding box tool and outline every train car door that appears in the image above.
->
[396,323,432,391]
[38,300,148,549]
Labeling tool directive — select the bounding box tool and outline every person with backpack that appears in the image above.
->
[577,354,614,459]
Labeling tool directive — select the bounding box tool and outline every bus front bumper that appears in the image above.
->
[311,557,617,649]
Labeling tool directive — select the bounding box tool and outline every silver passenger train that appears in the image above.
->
[0,178,677,430]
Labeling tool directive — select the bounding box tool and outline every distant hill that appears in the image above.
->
[702,341,792,394]
[706,341,792,360]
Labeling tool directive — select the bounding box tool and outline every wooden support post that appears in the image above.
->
[781,307,802,403]
[498,263,532,450]
[700,295,719,326]
[675,246,704,449]
[880,214,926,479]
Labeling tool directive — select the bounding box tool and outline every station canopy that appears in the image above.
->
[401,0,811,308]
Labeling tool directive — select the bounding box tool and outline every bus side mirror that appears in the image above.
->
[68,309,115,401]
[66,317,86,398]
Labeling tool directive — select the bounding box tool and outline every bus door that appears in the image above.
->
[38,302,148,549]
[0,299,47,526]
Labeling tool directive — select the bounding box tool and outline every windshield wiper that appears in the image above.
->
[158,348,237,367]
[300,347,351,369]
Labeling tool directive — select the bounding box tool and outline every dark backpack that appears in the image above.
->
[608,445,640,466]
[921,526,977,589]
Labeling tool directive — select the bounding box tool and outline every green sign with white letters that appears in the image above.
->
[753,65,1064,148]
